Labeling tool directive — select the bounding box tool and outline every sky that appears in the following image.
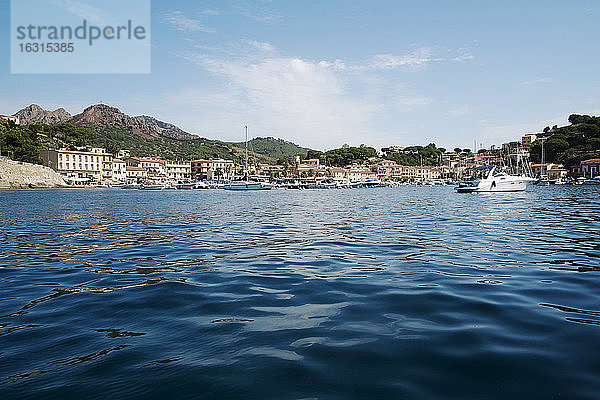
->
[1,0,600,151]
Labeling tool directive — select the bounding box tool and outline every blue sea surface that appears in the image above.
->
[0,186,599,399]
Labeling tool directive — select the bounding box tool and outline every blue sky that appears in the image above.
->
[1,0,599,150]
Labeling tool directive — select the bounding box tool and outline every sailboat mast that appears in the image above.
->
[245,125,248,175]
[541,138,545,176]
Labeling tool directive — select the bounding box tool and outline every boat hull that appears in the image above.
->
[456,167,533,193]
[475,179,528,192]
[224,182,272,190]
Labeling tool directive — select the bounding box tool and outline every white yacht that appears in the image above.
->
[456,166,535,193]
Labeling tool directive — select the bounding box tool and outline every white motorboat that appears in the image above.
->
[456,166,535,193]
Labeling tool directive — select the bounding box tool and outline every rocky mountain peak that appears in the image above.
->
[14,104,72,125]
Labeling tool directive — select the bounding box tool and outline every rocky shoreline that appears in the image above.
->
[0,157,67,189]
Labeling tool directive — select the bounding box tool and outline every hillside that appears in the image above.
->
[232,137,310,159]
[14,104,71,125]
[9,104,312,164]
[529,114,600,167]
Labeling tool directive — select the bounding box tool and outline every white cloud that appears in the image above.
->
[175,54,377,148]
[448,106,470,117]
[50,0,111,24]
[365,48,433,70]
[164,11,215,33]
[161,44,475,148]
[241,39,277,53]
[453,53,474,62]
[519,78,553,86]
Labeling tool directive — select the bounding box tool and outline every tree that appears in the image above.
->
[454,147,462,153]
[306,149,323,159]
[578,123,600,137]
[0,124,43,164]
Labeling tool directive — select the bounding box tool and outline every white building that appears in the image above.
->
[112,158,127,183]
[117,149,130,159]
[40,148,104,184]
[208,158,235,179]
[165,160,191,181]
[126,157,165,177]
[126,166,147,182]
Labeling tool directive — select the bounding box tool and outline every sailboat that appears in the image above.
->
[536,137,550,185]
[224,126,273,191]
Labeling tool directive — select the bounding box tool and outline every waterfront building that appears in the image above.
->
[258,164,285,178]
[191,158,235,180]
[398,166,443,181]
[40,148,105,184]
[165,160,191,181]
[347,165,377,182]
[208,159,234,180]
[95,150,114,183]
[327,167,348,180]
[531,163,568,180]
[191,159,211,179]
[125,157,165,178]
[571,159,600,178]
[112,158,127,183]
[372,160,403,180]
[126,166,147,182]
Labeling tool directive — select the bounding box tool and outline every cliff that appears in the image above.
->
[0,157,67,189]
[14,104,72,125]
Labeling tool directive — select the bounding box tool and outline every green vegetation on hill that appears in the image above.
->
[383,143,447,166]
[232,137,310,160]
[530,114,600,167]
[324,145,378,167]
[1,120,282,164]
[88,126,238,160]
[275,145,379,168]
[0,119,44,164]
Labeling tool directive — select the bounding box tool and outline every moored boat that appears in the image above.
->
[456,166,534,193]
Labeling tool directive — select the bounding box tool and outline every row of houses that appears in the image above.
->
[39,147,236,185]
[35,146,600,186]
[253,158,449,182]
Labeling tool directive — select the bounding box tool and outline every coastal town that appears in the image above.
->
[35,133,598,187]
[1,112,599,188]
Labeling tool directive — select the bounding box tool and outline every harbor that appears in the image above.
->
[2,1,600,399]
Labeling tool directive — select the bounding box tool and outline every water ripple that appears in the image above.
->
[0,187,599,399]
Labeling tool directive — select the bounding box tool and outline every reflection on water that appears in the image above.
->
[0,186,599,399]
